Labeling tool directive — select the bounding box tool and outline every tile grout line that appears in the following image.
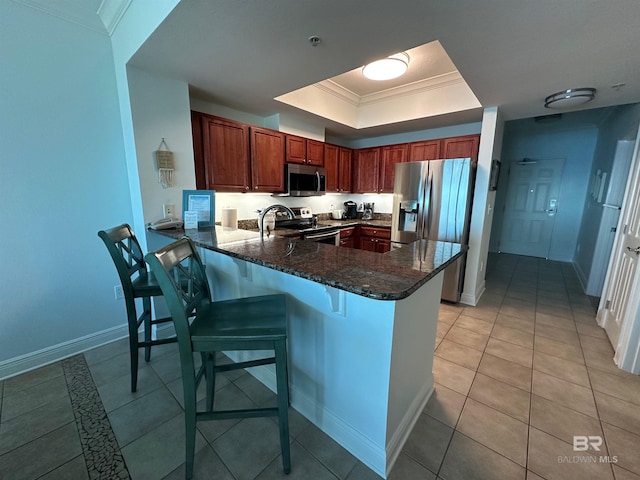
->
[435,259,519,478]
[573,294,618,480]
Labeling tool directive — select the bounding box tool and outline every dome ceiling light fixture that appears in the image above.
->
[362,52,410,81]
[544,87,596,109]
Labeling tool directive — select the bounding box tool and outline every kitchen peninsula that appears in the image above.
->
[150,227,464,477]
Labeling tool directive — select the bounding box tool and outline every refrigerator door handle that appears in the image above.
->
[421,170,433,240]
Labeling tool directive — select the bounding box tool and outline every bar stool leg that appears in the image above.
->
[204,352,215,412]
[142,296,152,362]
[275,339,291,474]
[183,377,198,480]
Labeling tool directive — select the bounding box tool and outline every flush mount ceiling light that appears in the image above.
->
[362,52,409,81]
[544,87,596,109]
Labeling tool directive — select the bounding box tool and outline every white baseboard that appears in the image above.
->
[460,278,486,306]
[0,324,128,380]
[385,382,434,477]
[573,262,588,292]
[237,358,387,478]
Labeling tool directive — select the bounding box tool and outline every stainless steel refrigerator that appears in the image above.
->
[392,158,474,302]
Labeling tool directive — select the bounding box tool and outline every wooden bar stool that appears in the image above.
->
[145,237,291,479]
[98,224,177,392]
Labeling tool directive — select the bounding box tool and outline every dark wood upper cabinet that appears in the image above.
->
[441,134,480,165]
[192,111,479,194]
[286,135,324,166]
[285,135,306,164]
[338,147,352,193]
[324,143,339,192]
[352,147,380,193]
[250,127,285,192]
[325,144,352,192]
[379,144,408,193]
[408,140,441,161]
[306,139,324,166]
[198,114,251,192]
[192,111,206,189]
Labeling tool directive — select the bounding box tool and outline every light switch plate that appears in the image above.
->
[163,204,175,218]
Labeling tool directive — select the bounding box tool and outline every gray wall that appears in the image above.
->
[574,104,640,283]
[0,2,133,369]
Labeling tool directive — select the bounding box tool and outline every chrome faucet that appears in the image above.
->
[258,204,295,237]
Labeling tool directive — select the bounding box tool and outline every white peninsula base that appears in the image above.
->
[201,248,443,478]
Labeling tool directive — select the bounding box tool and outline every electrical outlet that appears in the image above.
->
[114,285,124,300]
[163,203,175,218]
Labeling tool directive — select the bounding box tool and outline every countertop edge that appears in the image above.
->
[149,228,466,301]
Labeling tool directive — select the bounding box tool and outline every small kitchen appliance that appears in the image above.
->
[362,202,374,220]
[343,201,358,219]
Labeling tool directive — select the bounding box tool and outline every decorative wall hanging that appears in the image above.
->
[154,138,174,188]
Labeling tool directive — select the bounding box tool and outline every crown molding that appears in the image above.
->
[314,71,464,108]
[97,0,131,36]
[361,71,464,105]
[12,0,107,35]
[315,80,361,107]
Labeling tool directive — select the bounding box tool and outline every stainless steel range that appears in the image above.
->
[277,221,340,245]
[300,228,340,245]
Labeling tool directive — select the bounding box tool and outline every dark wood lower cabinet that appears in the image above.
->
[341,226,391,253]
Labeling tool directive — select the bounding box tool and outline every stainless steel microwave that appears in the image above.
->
[285,164,326,196]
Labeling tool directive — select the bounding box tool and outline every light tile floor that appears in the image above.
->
[2,253,640,479]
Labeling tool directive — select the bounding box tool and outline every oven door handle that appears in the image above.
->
[304,230,339,241]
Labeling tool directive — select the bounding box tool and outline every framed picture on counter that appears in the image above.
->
[182,189,215,227]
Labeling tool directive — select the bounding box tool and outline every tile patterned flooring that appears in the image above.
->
[1,253,640,479]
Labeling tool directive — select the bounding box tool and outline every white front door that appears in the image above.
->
[599,126,640,373]
[498,159,564,258]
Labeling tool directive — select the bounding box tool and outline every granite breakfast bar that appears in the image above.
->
[150,227,464,478]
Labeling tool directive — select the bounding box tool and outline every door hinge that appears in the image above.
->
[605,299,611,309]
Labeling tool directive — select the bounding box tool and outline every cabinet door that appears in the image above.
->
[441,134,480,165]
[285,135,306,164]
[380,144,408,193]
[338,147,353,192]
[409,140,441,161]
[324,144,339,192]
[353,147,380,193]
[359,236,378,251]
[376,239,391,253]
[192,111,206,189]
[251,127,285,192]
[202,114,251,192]
[307,139,325,166]
[340,237,355,248]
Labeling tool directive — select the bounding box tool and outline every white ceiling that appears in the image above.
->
[20,0,640,141]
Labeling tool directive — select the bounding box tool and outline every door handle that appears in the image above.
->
[626,246,640,255]
[545,199,557,214]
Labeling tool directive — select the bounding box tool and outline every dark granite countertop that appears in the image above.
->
[151,226,465,301]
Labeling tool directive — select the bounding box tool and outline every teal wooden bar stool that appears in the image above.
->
[98,224,177,392]
[145,238,291,479]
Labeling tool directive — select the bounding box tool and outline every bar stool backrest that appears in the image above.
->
[98,224,148,317]
[145,238,211,364]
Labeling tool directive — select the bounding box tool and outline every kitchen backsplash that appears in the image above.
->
[214,192,393,221]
